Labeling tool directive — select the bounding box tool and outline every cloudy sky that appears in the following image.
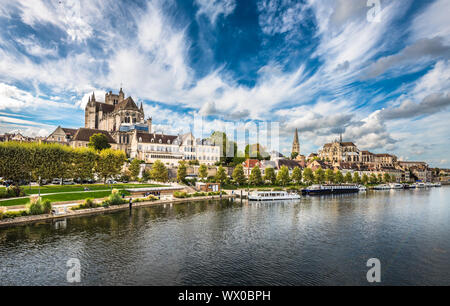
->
[0,0,449,166]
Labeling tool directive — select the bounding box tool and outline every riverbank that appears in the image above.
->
[0,194,236,228]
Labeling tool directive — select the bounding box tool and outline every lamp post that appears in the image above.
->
[38,176,41,198]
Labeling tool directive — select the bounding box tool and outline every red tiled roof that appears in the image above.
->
[243,159,260,168]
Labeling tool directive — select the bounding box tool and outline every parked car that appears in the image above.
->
[63,179,75,185]
[52,178,62,185]
[106,179,118,184]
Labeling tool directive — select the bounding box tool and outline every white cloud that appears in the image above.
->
[411,0,450,44]
[195,0,236,25]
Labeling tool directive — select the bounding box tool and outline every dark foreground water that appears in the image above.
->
[1,187,449,285]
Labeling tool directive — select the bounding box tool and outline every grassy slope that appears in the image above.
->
[0,183,165,195]
[0,190,132,207]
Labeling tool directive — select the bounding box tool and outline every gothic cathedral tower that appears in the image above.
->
[292,128,300,156]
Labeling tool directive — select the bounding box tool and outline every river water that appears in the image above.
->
[1,187,449,285]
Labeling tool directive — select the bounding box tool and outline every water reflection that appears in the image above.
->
[0,188,449,285]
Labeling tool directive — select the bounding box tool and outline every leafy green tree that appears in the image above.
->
[314,167,325,184]
[361,174,369,185]
[390,174,397,183]
[88,133,111,151]
[151,160,168,182]
[370,173,378,184]
[291,152,299,160]
[383,173,391,183]
[232,164,246,185]
[378,173,383,183]
[215,166,227,184]
[353,172,361,184]
[264,167,276,185]
[95,148,126,183]
[325,169,335,183]
[303,167,314,184]
[199,164,208,181]
[71,147,96,182]
[291,167,302,184]
[142,169,151,181]
[344,172,353,183]
[335,170,344,183]
[277,166,291,186]
[249,166,263,185]
[177,161,187,183]
[129,158,142,180]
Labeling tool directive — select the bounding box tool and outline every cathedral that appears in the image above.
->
[46,88,221,166]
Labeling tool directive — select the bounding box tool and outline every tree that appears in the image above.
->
[88,133,111,151]
[370,173,378,184]
[335,170,344,184]
[344,172,353,183]
[324,169,335,183]
[378,173,383,183]
[151,160,168,182]
[198,164,208,181]
[303,168,314,184]
[291,152,299,160]
[95,149,126,183]
[314,167,325,184]
[277,166,291,186]
[291,167,302,184]
[383,173,391,183]
[353,172,361,184]
[232,164,246,185]
[71,147,96,182]
[264,167,276,185]
[249,166,263,186]
[177,161,187,183]
[129,158,141,180]
[142,169,151,181]
[361,174,369,185]
[390,174,397,183]
[215,166,227,184]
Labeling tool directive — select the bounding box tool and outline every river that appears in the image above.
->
[1,187,449,285]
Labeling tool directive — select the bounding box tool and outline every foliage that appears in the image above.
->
[129,159,142,179]
[383,173,391,183]
[314,167,325,184]
[369,173,378,184]
[324,169,334,183]
[95,149,126,183]
[232,164,246,185]
[71,147,96,181]
[88,133,111,151]
[188,160,199,165]
[361,174,369,185]
[291,152,299,160]
[177,161,187,183]
[108,189,126,205]
[215,166,227,184]
[249,166,263,185]
[335,170,344,184]
[264,167,276,185]
[198,164,208,181]
[151,160,168,182]
[344,172,353,183]
[291,167,302,184]
[302,168,314,184]
[0,185,25,199]
[26,197,51,215]
[277,166,291,186]
[353,172,361,184]
[1,210,28,219]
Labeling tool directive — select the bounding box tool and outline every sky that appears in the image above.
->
[0,0,449,166]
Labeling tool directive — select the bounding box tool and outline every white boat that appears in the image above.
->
[374,184,391,190]
[358,185,367,192]
[412,182,425,188]
[434,182,442,187]
[248,191,301,201]
[390,183,403,189]
[425,182,434,188]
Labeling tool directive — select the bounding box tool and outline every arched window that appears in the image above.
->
[139,137,142,142]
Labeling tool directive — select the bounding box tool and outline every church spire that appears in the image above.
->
[292,128,300,156]
[140,101,144,112]
[91,91,95,102]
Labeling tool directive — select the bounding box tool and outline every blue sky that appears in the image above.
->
[0,0,449,166]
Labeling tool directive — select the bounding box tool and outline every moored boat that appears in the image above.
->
[390,183,403,189]
[358,185,367,192]
[248,191,301,201]
[301,184,359,196]
[373,184,391,190]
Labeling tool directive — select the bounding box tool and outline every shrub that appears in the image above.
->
[83,198,96,208]
[42,199,52,214]
[27,197,43,215]
[108,189,126,205]
[2,210,28,219]
[0,186,25,199]
[102,199,110,207]
[173,191,188,198]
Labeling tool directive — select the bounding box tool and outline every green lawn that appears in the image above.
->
[1,183,165,195]
[0,190,131,207]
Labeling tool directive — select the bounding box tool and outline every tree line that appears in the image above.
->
[0,141,126,184]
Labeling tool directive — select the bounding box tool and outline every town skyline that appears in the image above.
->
[0,0,449,167]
